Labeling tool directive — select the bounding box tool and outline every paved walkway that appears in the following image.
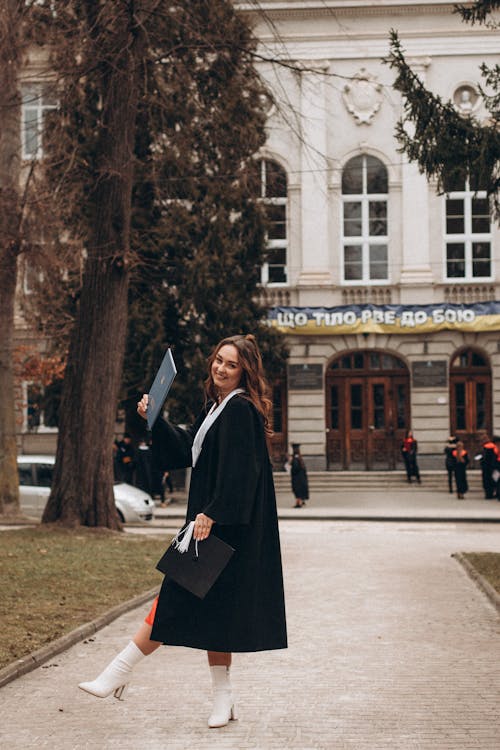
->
[155,483,500,524]
[1,520,499,749]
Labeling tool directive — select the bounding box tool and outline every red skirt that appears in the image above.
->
[144,596,159,626]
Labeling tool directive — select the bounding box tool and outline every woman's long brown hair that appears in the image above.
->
[204,334,273,434]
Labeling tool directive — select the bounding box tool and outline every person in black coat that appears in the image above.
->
[453,441,469,499]
[290,443,309,508]
[480,434,499,499]
[78,335,287,728]
[115,433,135,484]
[401,430,421,483]
[444,436,457,493]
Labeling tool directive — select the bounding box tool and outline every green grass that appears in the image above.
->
[462,552,500,595]
[0,526,170,670]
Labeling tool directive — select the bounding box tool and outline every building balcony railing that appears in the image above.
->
[258,287,293,307]
[341,287,393,305]
[441,284,497,303]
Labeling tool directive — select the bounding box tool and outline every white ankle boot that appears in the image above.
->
[208,665,237,728]
[78,641,145,699]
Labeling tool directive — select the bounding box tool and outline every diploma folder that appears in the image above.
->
[147,349,177,430]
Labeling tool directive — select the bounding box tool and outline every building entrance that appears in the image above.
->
[449,348,492,455]
[326,350,410,470]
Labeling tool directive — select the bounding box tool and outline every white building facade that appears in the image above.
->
[238,0,500,469]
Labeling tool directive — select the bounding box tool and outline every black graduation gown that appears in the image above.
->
[454,453,469,494]
[291,456,309,500]
[150,395,288,653]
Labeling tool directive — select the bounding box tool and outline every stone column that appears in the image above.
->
[298,63,332,287]
[399,57,434,300]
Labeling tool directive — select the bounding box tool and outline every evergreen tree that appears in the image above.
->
[386,0,500,220]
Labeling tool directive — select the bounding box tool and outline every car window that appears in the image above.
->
[36,464,54,488]
[18,464,34,486]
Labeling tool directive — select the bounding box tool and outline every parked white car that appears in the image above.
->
[17,455,155,523]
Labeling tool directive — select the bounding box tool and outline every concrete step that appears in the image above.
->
[273,470,483,492]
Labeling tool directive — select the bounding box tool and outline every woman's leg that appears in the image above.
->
[133,622,162,656]
[207,652,235,727]
[207,651,231,667]
[79,619,161,699]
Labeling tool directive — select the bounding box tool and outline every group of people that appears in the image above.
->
[445,433,500,501]
[113,434,175,505]
[403,430,500,501]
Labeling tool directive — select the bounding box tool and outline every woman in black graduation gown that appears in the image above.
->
[453,441,469,499]
[290,443,309,508]
[78,334,287,728]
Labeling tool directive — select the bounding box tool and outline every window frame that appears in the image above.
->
[443,181,493,281]
[341,155,389,286]
[21,82,58,160]
[255,159,288,286]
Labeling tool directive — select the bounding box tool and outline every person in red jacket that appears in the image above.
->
[480,434,499,499]
[401,430,421,484]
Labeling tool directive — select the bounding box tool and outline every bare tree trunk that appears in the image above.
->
[43,5,147,527]
[0,0,23,516]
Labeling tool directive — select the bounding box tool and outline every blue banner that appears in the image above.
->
[269,302,500,334]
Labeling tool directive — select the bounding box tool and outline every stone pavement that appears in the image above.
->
[1,520,500,749]
[154,482,500,524]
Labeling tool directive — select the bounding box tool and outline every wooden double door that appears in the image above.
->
[326,351,410,470]
[449,348,492,455]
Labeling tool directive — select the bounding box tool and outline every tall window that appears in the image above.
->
[341,154,388,283]
[449,348,491,440]
[252,159,288,284]
[445,179,492,280]
[22,83,58,159]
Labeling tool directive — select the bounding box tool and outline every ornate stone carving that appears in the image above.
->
[342,68,383,124]
[453,84,481,116]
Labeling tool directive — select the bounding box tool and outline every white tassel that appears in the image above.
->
[171,521,195,554]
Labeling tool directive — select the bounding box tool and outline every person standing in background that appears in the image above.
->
[480,434,499,499]
[401,430,421,484]
[290,443,309,508]
[453,441,469,499]
[116,433,136,484]
[135,439,153,495]
[444,436,457,493]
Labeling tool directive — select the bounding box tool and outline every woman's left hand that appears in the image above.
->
[193,513,214,541]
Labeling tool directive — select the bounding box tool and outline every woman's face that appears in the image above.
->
[212,344,243,398]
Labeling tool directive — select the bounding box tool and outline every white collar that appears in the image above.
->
[191,388,244,467]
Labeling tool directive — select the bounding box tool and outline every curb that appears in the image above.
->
[0,587,158,690]
[452,553,500,613]
[151,514,500,525]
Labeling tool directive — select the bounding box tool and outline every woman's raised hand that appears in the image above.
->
[137,394,149,420]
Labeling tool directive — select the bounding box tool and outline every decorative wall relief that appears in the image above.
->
[453,84,481,116]
[343,68,383,124]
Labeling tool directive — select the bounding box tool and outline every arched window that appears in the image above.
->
[444,176,492,280]
[341,155,388,283]
[252,159,288,284]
